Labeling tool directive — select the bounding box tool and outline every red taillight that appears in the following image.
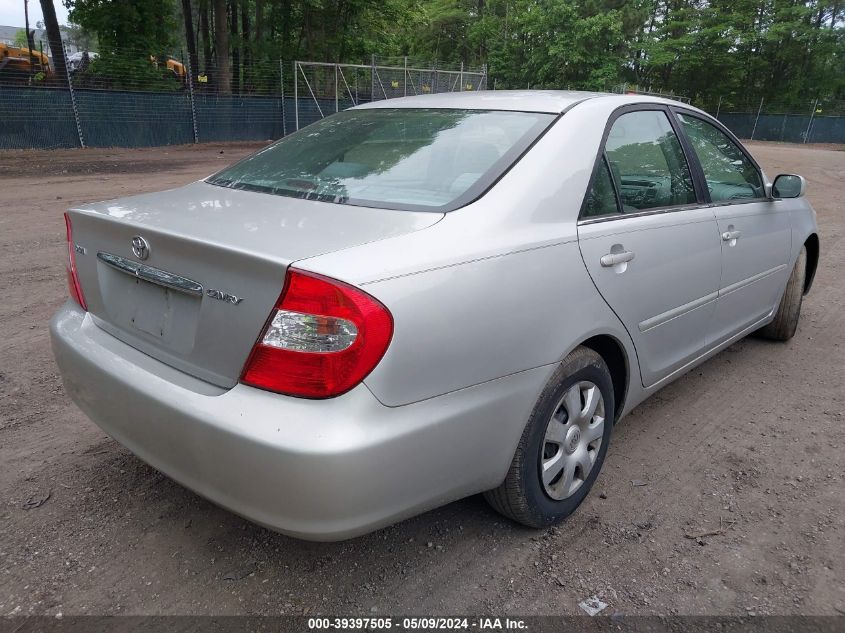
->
[64,213,87,311]
[241,269,393,398]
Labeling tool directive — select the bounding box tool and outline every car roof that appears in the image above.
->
[350,90,695,114]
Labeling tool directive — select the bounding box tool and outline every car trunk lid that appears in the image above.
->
[68,181,442,388]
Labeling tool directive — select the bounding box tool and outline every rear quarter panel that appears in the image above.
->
[357,241,635,406]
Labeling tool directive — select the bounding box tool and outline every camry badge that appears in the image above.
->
[131,236,150,260]
[206,289,244,305]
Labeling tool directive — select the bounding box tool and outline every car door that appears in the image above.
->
[577,106,723,387]
[673,111,792,345]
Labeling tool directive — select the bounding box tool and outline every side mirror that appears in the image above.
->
[772,174,806,199]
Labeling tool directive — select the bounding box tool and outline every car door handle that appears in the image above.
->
[721,230,742,241]
[600,251,635,267]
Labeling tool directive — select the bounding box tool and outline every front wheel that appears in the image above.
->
[484,346,614,528]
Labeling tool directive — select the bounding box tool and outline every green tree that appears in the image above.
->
[66,0,178,55]
[14,29,30,48]
[65,0,180,90]
[63,22,98,51]
[59,0,845,109]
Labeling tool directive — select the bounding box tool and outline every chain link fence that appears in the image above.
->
[4,46,845,150]
[600,90,845,143]
[0,46,486,150]
[711,97,845,143]
[291,57,487,130]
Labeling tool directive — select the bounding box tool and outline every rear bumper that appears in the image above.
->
[50,302,546,540]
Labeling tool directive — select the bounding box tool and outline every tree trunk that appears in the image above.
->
[241,1,250,91]
[24,0,35,66]
[213,0,231,94]
[229,0,240,94]
[200,0,213,75]
[181,0,200,80]
[255,0,264,49]
[39,0,68,85]
[282,0,292,58]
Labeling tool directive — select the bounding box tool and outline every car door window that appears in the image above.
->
[582,156,620,218]
[604,110,696,212]
[676,113,764,202]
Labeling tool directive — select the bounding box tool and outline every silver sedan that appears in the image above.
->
[50,91,819,540]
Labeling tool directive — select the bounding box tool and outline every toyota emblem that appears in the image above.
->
[131,236,150,260]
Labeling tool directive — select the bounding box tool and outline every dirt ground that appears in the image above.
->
[0,140,843,617]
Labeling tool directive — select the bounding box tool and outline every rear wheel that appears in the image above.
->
[758,246,807,342]
[484,347,614,528]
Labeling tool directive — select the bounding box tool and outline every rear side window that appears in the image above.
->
[207,108,555,212]
[582,157,619,218]
[605,110,696,212]
[676,113,764,202]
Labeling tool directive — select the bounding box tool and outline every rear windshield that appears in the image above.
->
[207,108,555,212]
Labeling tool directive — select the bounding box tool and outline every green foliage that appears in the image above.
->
[65,0,178,56]
[63,21,99,51]
[83,54,184,91]
[65,0,181,91]
[489,0,628,89]
[14,29,29,48]
[628,0,845,110]
[62,0,845,108]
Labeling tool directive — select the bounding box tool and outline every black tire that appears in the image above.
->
[484,346,614,528]
[758,246,807,342]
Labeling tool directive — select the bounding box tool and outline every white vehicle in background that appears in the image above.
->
[67,50,98,73]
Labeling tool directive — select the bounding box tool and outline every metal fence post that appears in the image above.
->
[804,98,819,144]
[715,95,722,119]
[335,63,339,113]
[459,61,464,91]
[280,60,286,136]
[185,54,199,143]
[293,61,299,131]
[371,54,376,101]
[64,43,85,148]
[750,97,764,140]
[403,56,408,97]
